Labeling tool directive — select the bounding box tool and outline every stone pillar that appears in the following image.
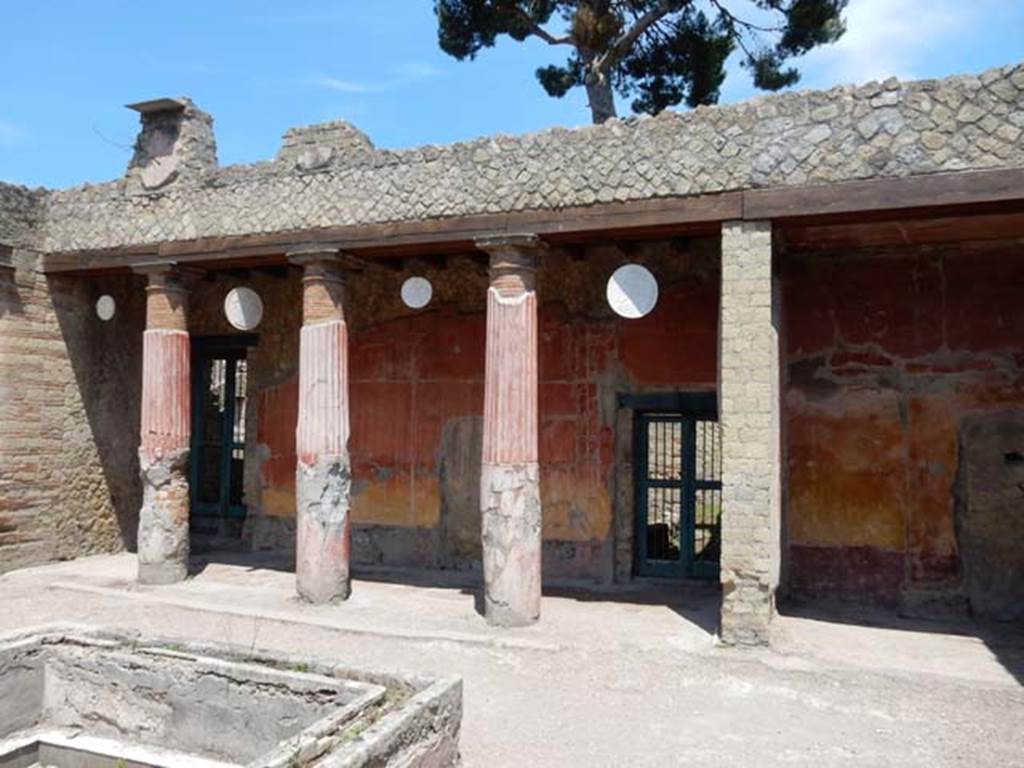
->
[475,234,542,627]
[289,250,352,603]
[718,221,782,645]
[135,263,192,585]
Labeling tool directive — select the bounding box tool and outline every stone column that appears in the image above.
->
[475,234,542,627]
[134,262,192,585]
[289,249,352,603]
[718,221,782,645]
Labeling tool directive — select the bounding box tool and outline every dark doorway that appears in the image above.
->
[956,410,1024,622]
[629,392,722,580]
[190,335,256,550]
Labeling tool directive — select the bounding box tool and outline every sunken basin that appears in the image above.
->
[0,625,461,768]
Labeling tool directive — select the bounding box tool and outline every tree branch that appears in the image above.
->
[594,0,681,74]
[708,0,783,34]
[513,7,573,46]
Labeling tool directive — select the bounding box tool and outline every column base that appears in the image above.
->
[138,560,189,585]
[296,454,352,604]
[136,450,190,586]
[720,568,775,646]
[481,463,541,627]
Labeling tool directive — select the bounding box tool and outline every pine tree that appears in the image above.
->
[435,0,846,124]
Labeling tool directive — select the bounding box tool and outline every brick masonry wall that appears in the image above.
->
[41,64,1024,254]
[719,221,781,645]
[782,237,1024,614]
[0,246,143,573]
[3,182,144,572]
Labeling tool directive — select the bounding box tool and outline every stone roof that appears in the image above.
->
[21,62,1024,254]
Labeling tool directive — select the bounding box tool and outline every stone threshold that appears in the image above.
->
[48,581,565,653]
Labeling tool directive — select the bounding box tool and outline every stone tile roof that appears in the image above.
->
[20,63,1024,254]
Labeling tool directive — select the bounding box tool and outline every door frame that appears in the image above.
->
[621,391,719,580]
[189,334,258,524]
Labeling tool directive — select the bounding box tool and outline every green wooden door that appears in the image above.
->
[190,338,251,539]
[632,395,722,580]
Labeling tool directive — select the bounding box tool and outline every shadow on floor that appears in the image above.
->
[354,563,721,635]
[188,549,296,577]
[188,550,721,636]
[779,598,1024,686]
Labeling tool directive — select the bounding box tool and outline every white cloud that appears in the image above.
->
[798,0,979,86]
[314,77,379,94]
[311,61,443,95]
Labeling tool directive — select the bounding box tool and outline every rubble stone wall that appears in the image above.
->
[42,64,1024,255]
[0,183,45,250]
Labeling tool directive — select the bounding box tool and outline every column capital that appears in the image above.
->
[475,233,545,261]
[477,233,544,295]
[134,260,198,331]
[287,247,364,272]
[475,232,542,250]
[290,249,352,324]
[132,260,204,288]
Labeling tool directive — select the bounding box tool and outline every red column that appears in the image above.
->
[476,234,542,626]
[289,250,352,603]
[134,263,192,584]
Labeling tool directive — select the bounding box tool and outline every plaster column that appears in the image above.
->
[476,234,542,627]
[718,221,782,645]
[290,250,352,603]
[135,263,192,585]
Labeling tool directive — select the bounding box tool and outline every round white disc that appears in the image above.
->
[224,287,264,331]
[96,295,116,321]
[401,276,433,309]
[607,264,658,319]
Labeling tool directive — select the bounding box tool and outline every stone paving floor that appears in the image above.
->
[2,553,1022,767]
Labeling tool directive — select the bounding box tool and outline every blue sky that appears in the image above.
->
[1,1,1022,189]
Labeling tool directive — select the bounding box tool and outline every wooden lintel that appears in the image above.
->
[743,168,1024,222]
[780,210,1024,251]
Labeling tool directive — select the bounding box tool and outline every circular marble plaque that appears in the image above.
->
[607,265,658,319]
[96,295,116,321]
[224,287,264,330]
[401,276,433,310]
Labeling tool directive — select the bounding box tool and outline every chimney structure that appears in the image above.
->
[125,97,217,190]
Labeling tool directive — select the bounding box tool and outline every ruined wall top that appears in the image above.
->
[36,63,1024,254]
[125,97,217,191]
[0,182,46,252]
[276,121,375,171]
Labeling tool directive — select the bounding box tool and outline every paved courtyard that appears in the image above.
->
[2,554,1022,767]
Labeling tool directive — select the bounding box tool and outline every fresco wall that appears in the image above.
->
[238,238,720,584]
[783,237,1024,614]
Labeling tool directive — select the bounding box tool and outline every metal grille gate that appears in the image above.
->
[190,336,255,543]
[631,393,722,580]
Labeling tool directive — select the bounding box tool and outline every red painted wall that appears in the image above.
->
[253,264,720,582]
[783,242,1024,606]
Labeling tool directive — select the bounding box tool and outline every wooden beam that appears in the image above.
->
[743,168,1024,222]
[780,211,1024,251]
